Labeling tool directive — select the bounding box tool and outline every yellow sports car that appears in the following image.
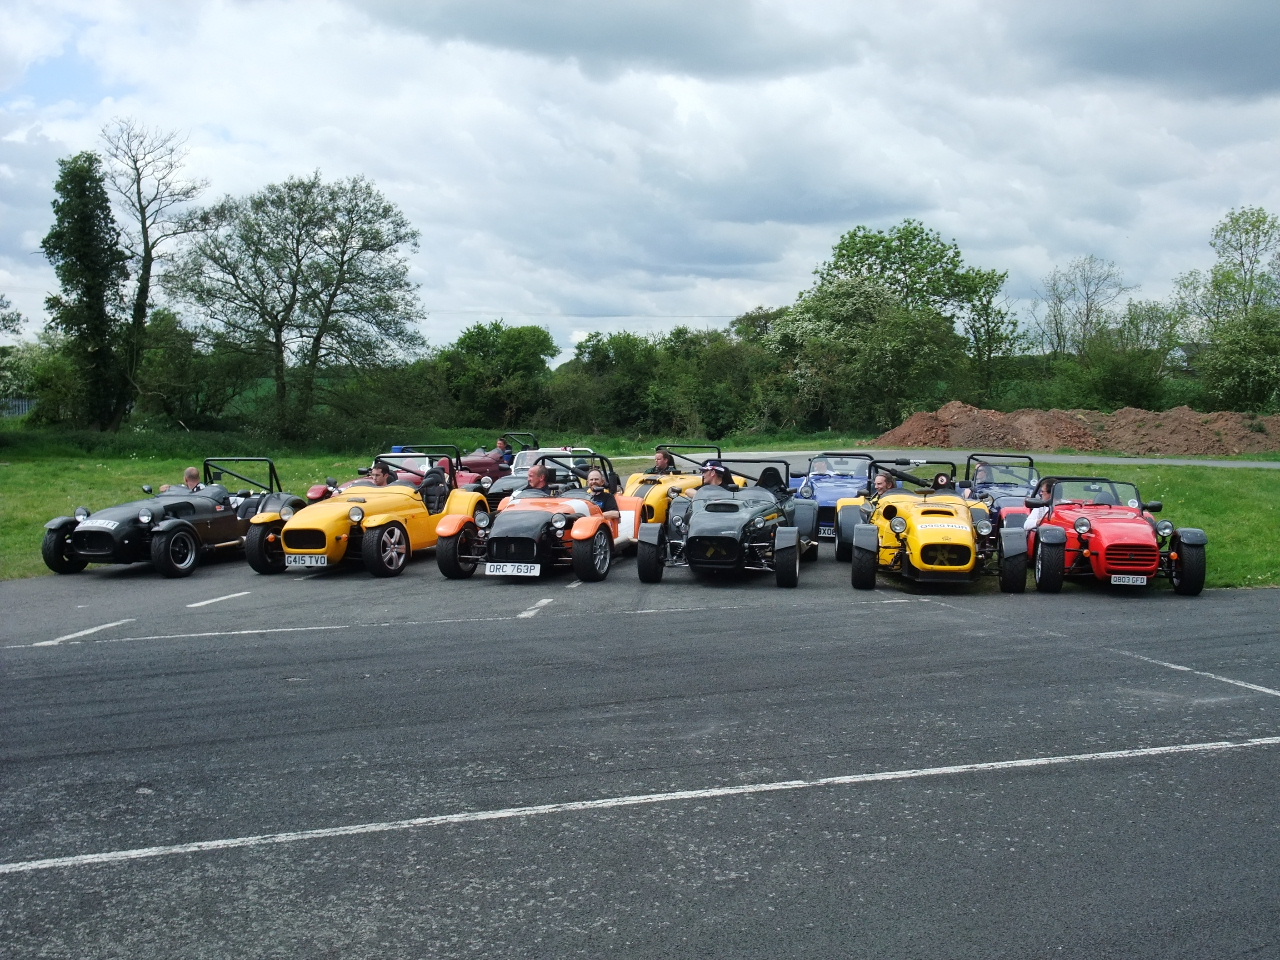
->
[245,449,487,577]
[834,459,995,589]
[622,444,731,524]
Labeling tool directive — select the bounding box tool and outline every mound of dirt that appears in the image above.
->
[876,401,1280,457]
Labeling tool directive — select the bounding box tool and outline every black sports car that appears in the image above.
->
[42,458,305,578]
[636,459,819,587]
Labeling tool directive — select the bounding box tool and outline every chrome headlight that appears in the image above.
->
[481,476,493,490]
[74,506,90,521]
[1074,517,1092,534]
[975,519,992,536]
[672,514,686,531]
[799,483,814,499]
[280,504,296,520]
[551,513,568,529]
[137,507,153,524]
[474,511,491,529]
[348,506,365,523]
[889,517,907,535]
[752,516,765,530]
[1156,519,1174,538]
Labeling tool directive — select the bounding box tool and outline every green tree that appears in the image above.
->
[165,172,424,433]
[0,293,22,336]
[39,151,131,429]
[437,320,558,425]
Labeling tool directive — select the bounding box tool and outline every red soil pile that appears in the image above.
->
[877,401,1280,456]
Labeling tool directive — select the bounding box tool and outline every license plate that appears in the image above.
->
[486,562,540,577]
[285,554,327,567]
[1110,574,1147,585]
[818,524,836,538]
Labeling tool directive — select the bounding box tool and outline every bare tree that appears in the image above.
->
[100,118,207,406]
[1032,255,1134,358]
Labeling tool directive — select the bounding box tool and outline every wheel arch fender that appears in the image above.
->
[444,489,486,516]
[1036,524,1068,545]
[1000,525,1028,558]
[775,525,800,551]
[152,517,199,538]
[1174,527,1208,546]
[250,511,282,526]
[436,513,476,539]
[639,522,665,546]
[852,523,879,553]
[836,505,860,544]
[45,516,78,531]
[570,515,606,541]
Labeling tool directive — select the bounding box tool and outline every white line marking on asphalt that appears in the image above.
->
[1114,651,1280,698]
[293,574,324,581]
[4,735,1278,875]
[6,625,349,649]
[518,598,555,618]
[566,580,583,589]
[186,591,250,608]
[31,619,136,648]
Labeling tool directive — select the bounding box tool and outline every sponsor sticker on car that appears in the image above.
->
[1110,574,1147,585]
[285,555,328,567]
[918,522,970,530]
[486,562,540,577]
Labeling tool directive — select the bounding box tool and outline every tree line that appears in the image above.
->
[3,120,1279,442]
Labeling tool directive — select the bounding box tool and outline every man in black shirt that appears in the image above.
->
[585,468,620,520]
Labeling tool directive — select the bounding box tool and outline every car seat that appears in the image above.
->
[757,466,786,494]
[1094,491,1118,505]
[420,467,449,512]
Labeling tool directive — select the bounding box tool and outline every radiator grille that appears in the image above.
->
[1104,542,1159,572]
[283,528,326,550]
[487,538,537,563]
[920,543,972,567]
[72,531,116,555]
[687,536,740,565]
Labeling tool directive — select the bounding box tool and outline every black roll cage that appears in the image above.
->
[532,452,619,491]
[870,458,958,491]
[202,457,283,493]
[655,443,723,473]
[965,453,1037,482]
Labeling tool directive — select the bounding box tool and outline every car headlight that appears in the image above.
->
[474,511,491,529]
[975,519,992,536]
[1074,517,1092,534]
[137,508,153,524]
[281,504,296,520]
[74,506,90,521]
[672,514,686,531]
[889,517,907,534]
[551,513,567,529]
[752,516,765,530]
[481,476,493,490]
[799,483,814,499]
[1156,519,1174,538]
[348,506,365,523]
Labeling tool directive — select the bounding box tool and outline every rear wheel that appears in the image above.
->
[637,536,665,583]
[152,528,199,578]
[1033,539,1064,593]
[998,551,1027,593]
[834,522,852,562]
[437,526,478,579]
[573,527,613,582]
[363,522,409,577]
[775,543,799,588]
[851,546,876,590]
[1171,542,1206,596]
[245,523,285,574]
[42,525,87,574]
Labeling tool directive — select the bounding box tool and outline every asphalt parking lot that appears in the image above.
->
[2,550,1279,958]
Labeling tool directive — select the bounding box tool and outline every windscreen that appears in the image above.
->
[1051,479,1141,508]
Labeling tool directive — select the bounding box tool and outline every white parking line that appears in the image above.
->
[1114,650,1280,698]
[5,624,349,649]
[31,619,136,648]
[518,598,555,618]
[566,580,583,589]
[186,591,251,609]
[4,734,1277,876]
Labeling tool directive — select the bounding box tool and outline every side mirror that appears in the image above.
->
[326,476,338,487]
[1144,500,1163,513]
[1024,497,1049,509]
[142,484,153,494]
[956,480,973,491]
[790,470,806,480]
[210,471,223,481]
[236,489,251,498]
[358,467,371,476]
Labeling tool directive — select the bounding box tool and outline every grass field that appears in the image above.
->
[2,454,1277,588]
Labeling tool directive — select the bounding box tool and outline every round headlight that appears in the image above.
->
[280,504,296,520]
[752,516,766,530]
[1156,519,1174,538]
[137,508,153,524]
[1074,517,1092,534]
[551,513,568,529]
[672,514,686,531]
[799,483,814,499]
[348,506,365,523]
[975,519,992,536]
[890,517,907,535]
[481,476,493,490]
[474,511,491,529]
[74,506,90,521]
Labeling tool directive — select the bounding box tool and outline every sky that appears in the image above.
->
[2,0,1278,359]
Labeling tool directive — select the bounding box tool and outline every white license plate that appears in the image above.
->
[818,524,836,538]
[1110,574,1147,585]
[486,562,540,577]
[285,554,327,567]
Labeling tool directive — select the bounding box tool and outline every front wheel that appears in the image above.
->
[245,523,285,574]
[573,527,613,582]
[1033,539,1064,593]
[152,528,200,578]
[998,551,1027,593]
[637,537,665,583]
[437,527,478,579]
[363,522,409,577]
[851,546,876,590]
[775,543,799,588]
[42,526,87,574]
[1171,542,1206,596]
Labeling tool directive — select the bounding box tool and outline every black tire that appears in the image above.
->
[573,527,613,582]
[998,551,1027,593]
[437,527,478,579]
[363,522,409,577]
[834,526,852,562]
[1033,539,1064,594]
[152,528,200,578]
[637,537,665,583]
[41,525,87,574]
[775,544,799,588]
[851,545,876,590]
[244,523,285,575]
[1171,542,1206,596]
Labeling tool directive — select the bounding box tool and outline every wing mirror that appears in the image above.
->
[1024,497,1049,509]
[326,476,338,487]
[1143,500,1163,513]
[210,470,223,481]
[956,480,973,491]
[236,489,251,498]
[142,484,153,494]
[358,467,371,476]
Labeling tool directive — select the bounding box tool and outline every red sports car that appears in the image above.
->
[1001,475,1206,595]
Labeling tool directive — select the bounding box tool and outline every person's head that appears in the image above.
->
[873,472,893,494]
[371,462,396,486]
[701,461,727,486]
[496,438,509,451]
[528,464,549,488]
[654,449,674,471]
[183,466,201,489]
[812,459,830,474]
[973,463,993,484]
[587,468,607,490]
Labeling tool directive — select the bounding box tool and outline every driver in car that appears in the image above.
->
[370,462,396,486]
[586,468,620,520]
[160,466,204,493]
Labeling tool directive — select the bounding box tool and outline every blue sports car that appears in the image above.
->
[790,452,874,539]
